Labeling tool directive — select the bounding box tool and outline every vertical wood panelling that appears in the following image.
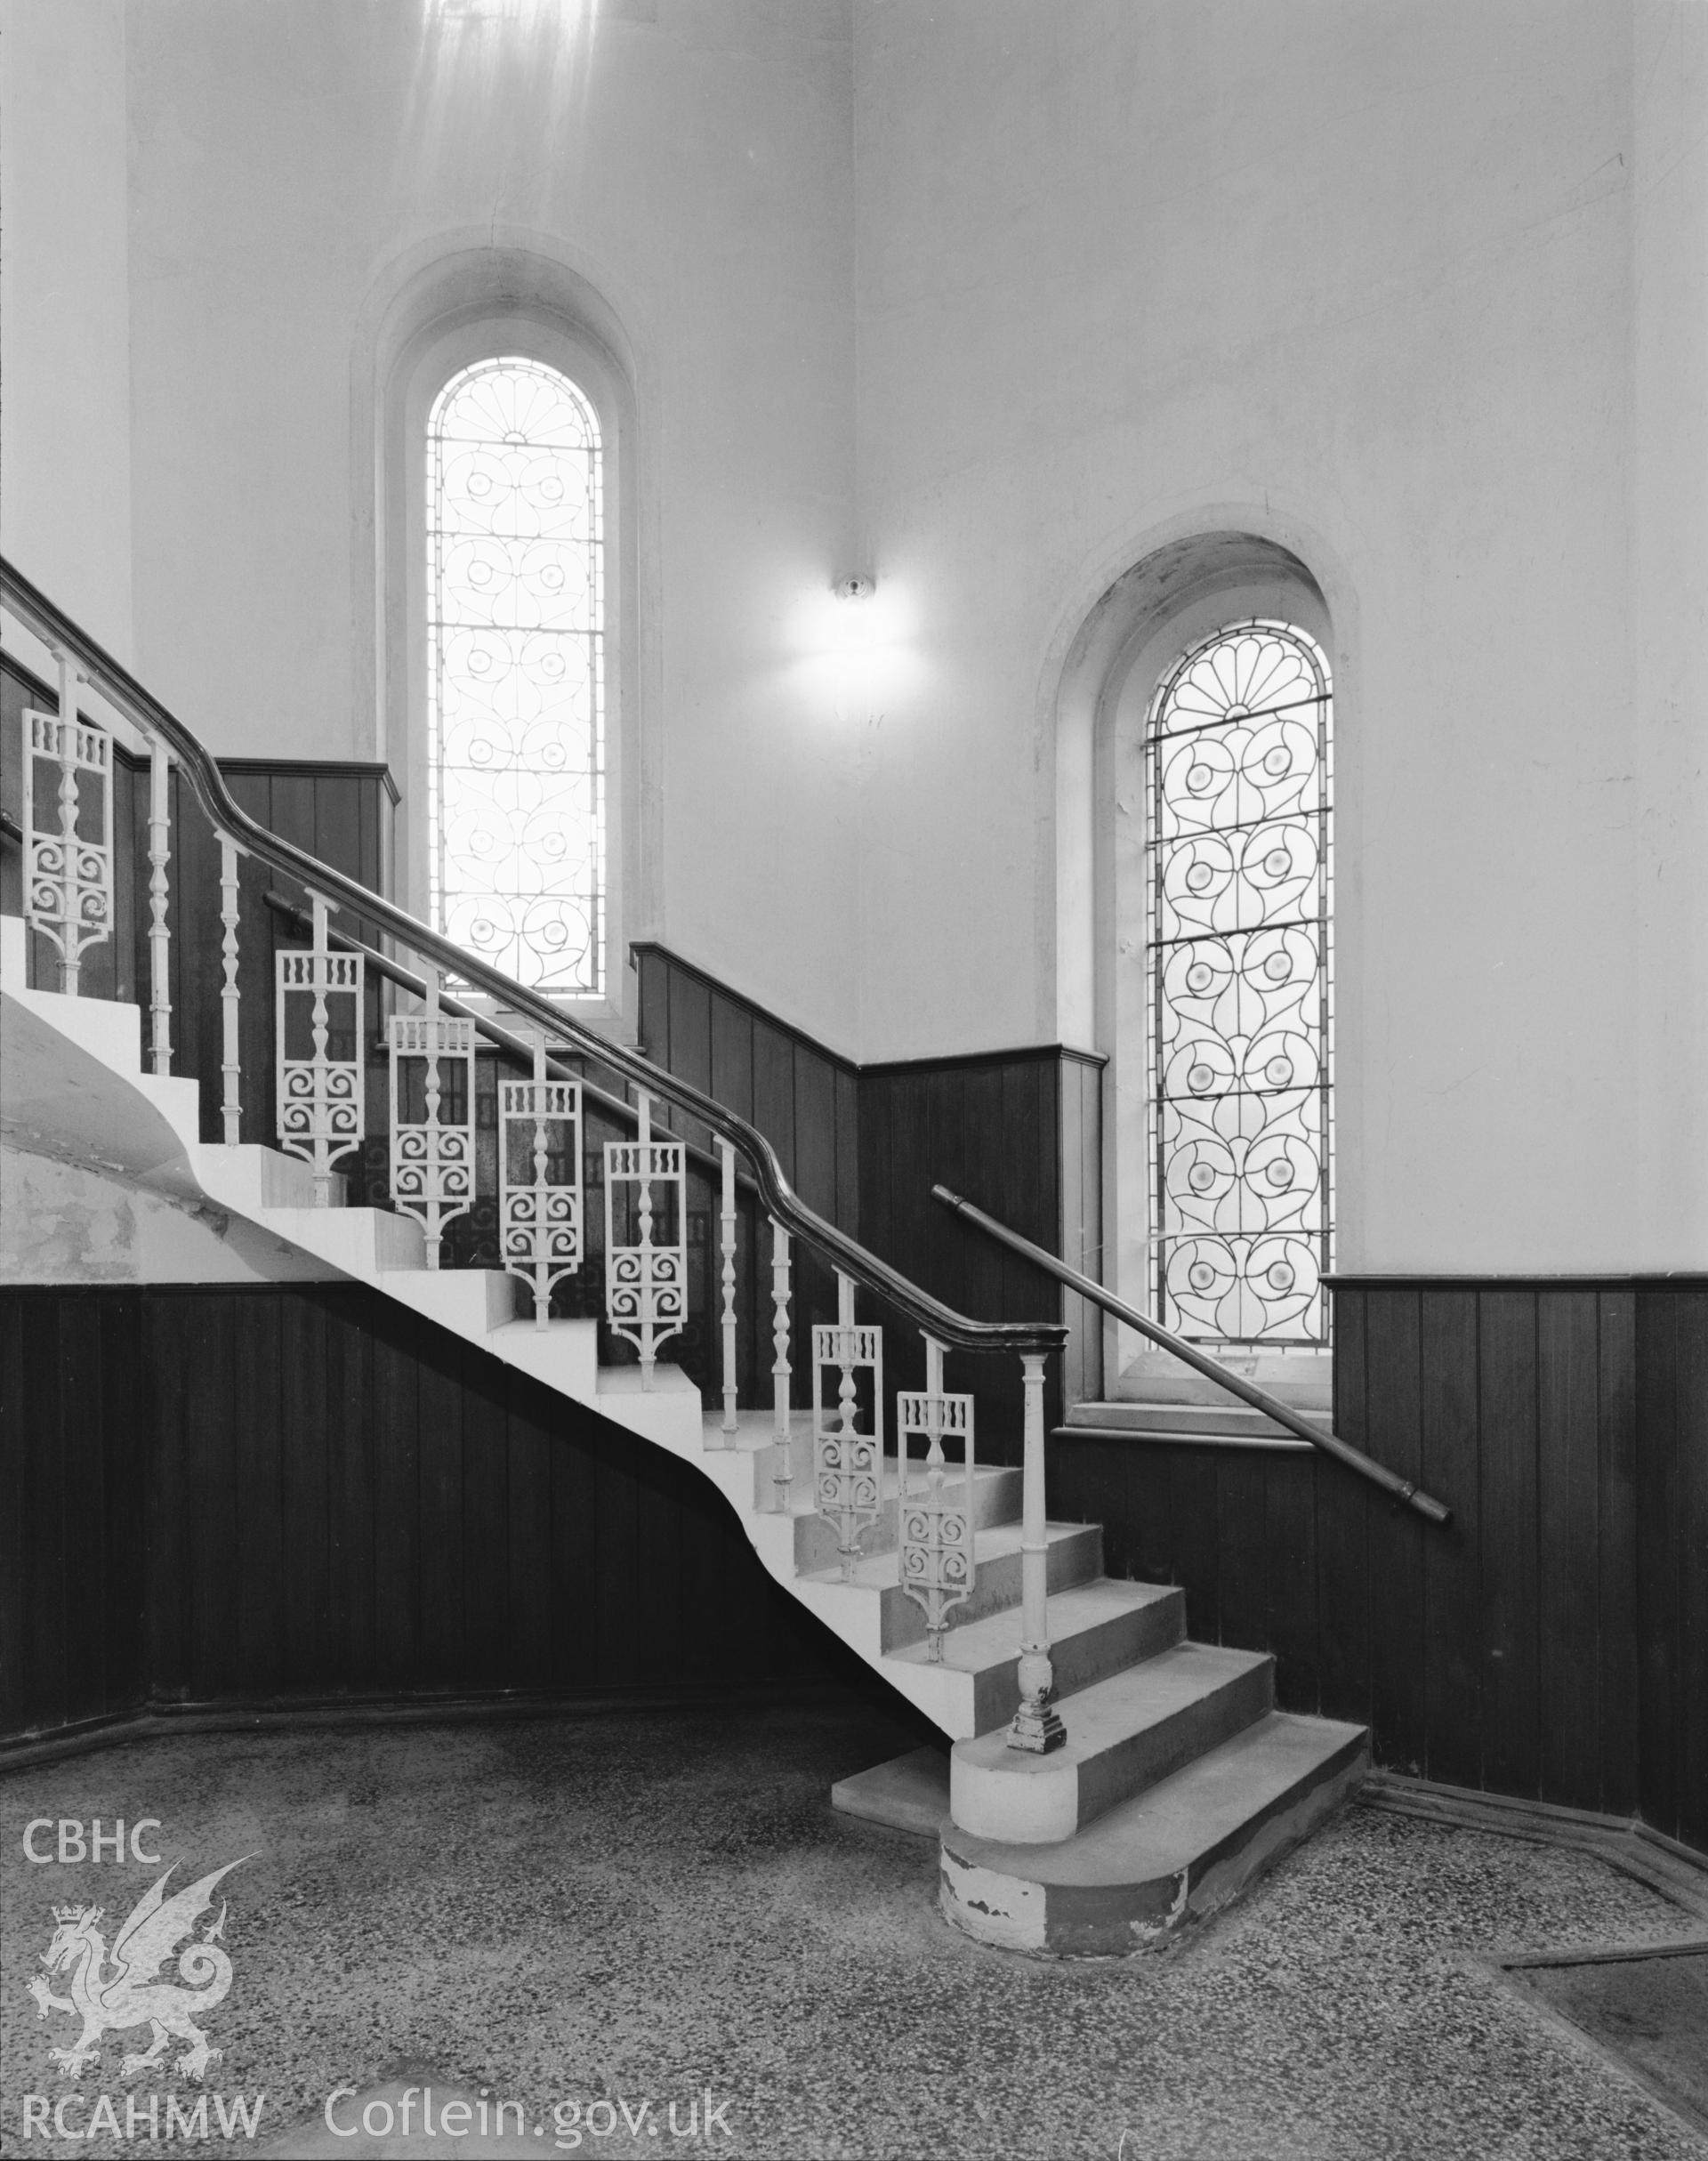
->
[1264,1448,1319,1712]
[1478,1290,1539,1799]
[0,1276,1704,1848]
[1419,1290,1482,1788]
[416,1328,466,1681]
[462,1363,510,1686]
[280,1289,331,1686]
[234,1291,285,1697]
[1679,1300,1708,1852]
[1635,1292,1680,1834]
[0,1285,853,1740]
[58,1298,111,1719]
[1362,1290,1427,1771]
[372,1302,423,1686]
[1319,1291,1371,1729]
[1598,1291,1640,1817]
[505,1390,554,1689]
[1537,1290,1601,1808]
[325,1290,376,1689]
[1217,1452,1269,1660]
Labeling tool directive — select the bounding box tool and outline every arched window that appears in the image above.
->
[426,355,605,995]
[1145,619,1332,1345]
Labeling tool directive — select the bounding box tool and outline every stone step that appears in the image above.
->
[950,1640,1275,1844]
[883,1577,1184,1735]
[488,1317,600,1399]
[802,1520,1105,1653]
[789,1464,1021,1574]
[940,1711,1368,1955]
[261,1201,425,1276]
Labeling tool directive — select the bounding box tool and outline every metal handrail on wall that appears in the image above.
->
[0,552,1072,1754]
[933,1185,1452,1524]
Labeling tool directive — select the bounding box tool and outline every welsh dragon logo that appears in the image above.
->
[27,1858,250,2083]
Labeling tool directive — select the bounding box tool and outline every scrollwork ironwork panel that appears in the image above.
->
[22,706,113,989]
[389,1012,478,1266]
[277,947,365,1199]
[428,358,604,995]
[1146,622,1332,1345]
[813,1318,885,1579]
[500,1063,583,1324]
[898,1389,976,1662]
[604,1127,687,1376]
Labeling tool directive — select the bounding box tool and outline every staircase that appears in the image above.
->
[0,560,1370,1958]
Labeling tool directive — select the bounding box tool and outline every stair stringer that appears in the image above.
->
[0,936,990,1739]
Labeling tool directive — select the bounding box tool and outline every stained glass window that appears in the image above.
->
[427,356,604,995]
[1145,621,1332,1345]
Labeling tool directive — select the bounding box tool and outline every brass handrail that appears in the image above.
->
[0,552,1064,1357]
[933,1185,1451,1522]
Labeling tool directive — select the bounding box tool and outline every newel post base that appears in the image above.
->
[1004,1352,1067,1754]
[1007,1648,1068,1754]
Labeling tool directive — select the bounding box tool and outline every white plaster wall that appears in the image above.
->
[11,1,1699,1272]
[0,1143,340,1284]
[120,0,858,1041]
[848,0,1689,1272]
[0,0,134,661]
[1632,0,1708,1270]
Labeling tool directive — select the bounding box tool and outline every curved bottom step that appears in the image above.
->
[939,1712,1368,1956]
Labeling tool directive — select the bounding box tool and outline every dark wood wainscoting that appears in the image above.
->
[1052,1279,1706,1851]
[632,943,1105,1460]
[0,1284,848,1748]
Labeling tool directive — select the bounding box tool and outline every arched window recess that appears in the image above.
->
[426,354,606,998]
[1144,618,1333,1347]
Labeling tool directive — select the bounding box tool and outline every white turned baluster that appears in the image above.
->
[1006,1352,1066,1752]
[898,1338,976,1663]
[308,898,332,1202]
[54,653,81,993]
[636,1089,653,1326]
[769,1217,793,1507]
[532,1036,551,1322]
[812,1272,885,1578]
[423,964,444,1265]
[218,835,241,1141]
[146,735,172,1072]
[719,1140,738,1436]
[530,1034,552,1325]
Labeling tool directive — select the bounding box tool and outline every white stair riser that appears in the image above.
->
[791,1467,1022,1572]
[871,1524,1103,1654]
[951,1656,1275,1846]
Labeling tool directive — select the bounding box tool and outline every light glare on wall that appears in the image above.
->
[786,576,920,715]
[427,0,596,19]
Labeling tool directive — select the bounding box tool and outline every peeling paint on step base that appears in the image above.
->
[938,1725,1368,1956]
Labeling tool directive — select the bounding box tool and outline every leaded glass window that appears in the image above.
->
[427,356,604,995]
[1145,621,1332,1344]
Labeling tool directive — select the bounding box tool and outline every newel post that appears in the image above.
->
[1006,1351,1066,1753]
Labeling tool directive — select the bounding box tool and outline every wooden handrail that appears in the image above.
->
[932,1185,1451,1522]
[0,553,1064,1357]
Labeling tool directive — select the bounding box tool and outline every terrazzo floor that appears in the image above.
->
[2,1689,1704,2161]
